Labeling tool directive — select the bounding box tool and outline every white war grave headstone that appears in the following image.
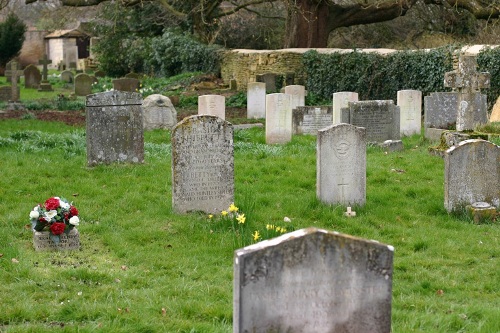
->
[198,95,225,120]
[284,85,306,111]
[247,82,266,119]
[142,94,177,130]
[234,227,394,333]
[292,106,332,135]
[317,123,366,206]
[397,89,422,136]
[265,93,292,144]
[332,92,358,125]
[86,91,144,166]
[171,115,234,214]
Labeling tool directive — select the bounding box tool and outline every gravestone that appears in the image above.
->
[171,115,234,214]
[74,73,94,96]
[444,55,490,131]
[292,106,332,135]
[247,82,266,119]
[5,60,14,83]
[112,78,140,92]
[317,123,366,206]
[4,61,22,102]
[444,139,500,212]
[397,90,422,136]
[332,92,358,125]
[266,93,292,144]
[64,46,78,70]
[234,227,394,333]
[94,70,106,78]
[0,86,19,102]
[285,85,306,111]
[341,100,400,143]
[424,92,458,130]
[23,64,41,88]
[38,54,53,91]
[33,229,80,251]
[125,72,141,79]
[256,73,278,93]
[60,70,74,83]
[86,91,144,166]
[198,95,225,120]
[142,94,177,130]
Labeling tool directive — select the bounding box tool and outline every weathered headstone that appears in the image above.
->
[5,60,14,83]
[341,100,400,143]
[86,91,144,166]
[23,64,41,89]
[38,54,53,91]
[0,86,19,102]
[256,73,278,93]
[247,82,266,119]
[266,93,292,144]
[444,54,490,131]
[424,92,458,130]
[171,115,234,214]
[234,227,394,333]
[60,70,74,83]
[285,85,306,111]
[112,78,140,92]
[397,89,422,136]
[74,73,94,96]
[64,46,78,70]
[332,92,358,125]
[125,72,141,79]
[198,95,225,120]
[33,229,80,252]
[5,61,23,102]
[142,94,177,130]
[94,70,106,78]
[444,139,500,212]
[317,123,366,206]
[292,106,332,135]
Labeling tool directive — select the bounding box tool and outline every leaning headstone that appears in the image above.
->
[142,94,177,130]
[285,85,306,111]
[171,115,234,214]
[317,123,366,206]
[397,89,422,136]
[38,54,53,91]
[198,95,225,120]
[234,227,394,333]
[60,70,74,83]
[444,139,500,212]
[266,93,292,144]
[86,91,144,166]
[332,91,358,125]
[292,106,332,135]
[112,78,140,92]
[341,100,400,143]
[23,64,41,89]
[33,229,80,252]
[74,73,94,96]
[247,82,266,119]
[256,73,278,93]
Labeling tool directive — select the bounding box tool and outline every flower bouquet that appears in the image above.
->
[29,196,80,245]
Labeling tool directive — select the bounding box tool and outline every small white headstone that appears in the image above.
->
[247,82,266,119]
[332,92,358,125]
[266,93,292,144]
[198,95,225,120]
[397,90,422,136]
[284,85,306,111]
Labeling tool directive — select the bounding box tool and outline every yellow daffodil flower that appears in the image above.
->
[229,203,239,213]
[253,231,261,241]
[236,213,246,224]
[208,214,213,219]
[221,210,228,216]
[266,224,274,230]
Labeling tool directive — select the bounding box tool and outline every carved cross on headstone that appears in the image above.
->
[344,206,356,217]
[444,54,490,131]
[5,61,23,102]
[38,54,53,92]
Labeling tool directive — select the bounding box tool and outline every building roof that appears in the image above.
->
[44,29,90,39]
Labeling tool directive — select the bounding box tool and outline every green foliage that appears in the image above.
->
[478,47,500,110]
[0,13,27,67]
[226,92,246,108]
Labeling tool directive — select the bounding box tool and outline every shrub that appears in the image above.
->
[0,13,27,67]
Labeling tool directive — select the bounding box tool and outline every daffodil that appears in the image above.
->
[236,213,246,224]
[221,210,228,216]
[229,203,239,213]
[266,224,274,230]
[208,214,213,219]
[253,231,261,241]
[276,226,282,233]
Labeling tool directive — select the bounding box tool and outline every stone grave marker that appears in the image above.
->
[74,73,94,96]
[142,94,177,130]
[444,139,499,212]
[341,100,400,143]
[5,60,14,82]
[285,85,306,111]
[247,82,266,119]
[60,70,74,83]
[171,115,234,214]
[86,91,144,166]
[317,123,366,206]
[198,95,225,120]
[332,92,358,125]
[125,72,141,79]
[4,61,22,102]
[423,92,458,130]
[112,78,140,92]
[292,106,332,135]
[33,229,80,251]
[256,73,278,93]
[94,70,106,78]
[234,227,394,333]
[266,93,292,144]
[38,54,53,91]
[397,89,422,136]
[23,64,41,89]
[0,86,18,102]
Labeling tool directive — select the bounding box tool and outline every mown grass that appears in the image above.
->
[0,119,499,333]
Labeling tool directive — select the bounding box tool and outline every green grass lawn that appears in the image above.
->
[0,118,498,333]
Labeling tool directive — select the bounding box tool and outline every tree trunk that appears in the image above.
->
[284,0,330,48]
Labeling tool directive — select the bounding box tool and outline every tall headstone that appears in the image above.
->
[247,82,266,119]
[234,227,394,333]
[64,46,78,70]
[38,54,53,92]
[23,64,41,89]
[285,85,306,111]
[341,100,400,143]
[397,90,422,136]
[112,78,140,92]
[171,115,234,214]
[86,91,144,166]
[5,61,22,102]
[444,54,490,131]
[142,94,177,130]
[332,92,358,125]
[74,73,94,96]
[292,106,333,135]
[317,123,366,206]
[198,95,225,120]
[266,93,292,144]
[444,139,500,212]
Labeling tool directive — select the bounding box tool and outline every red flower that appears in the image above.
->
[70,206,79,216]
[45,197,60,210]
[50,222,66,235]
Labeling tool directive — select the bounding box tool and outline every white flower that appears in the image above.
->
[283,217,292,223]
[69,216,80,226]
[44,210,57,220]
[60,201,70,210]
[29,210,39,219]
[33,205,39,212]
